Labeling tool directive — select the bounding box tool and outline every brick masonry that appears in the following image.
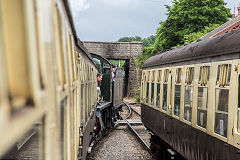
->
[83,41,143,97]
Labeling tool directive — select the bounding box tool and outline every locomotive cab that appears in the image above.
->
[91,53,124,134]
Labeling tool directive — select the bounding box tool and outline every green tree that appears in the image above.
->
[142,35,156,47]
[117,35,156,48]
[118,36,142,42]
[134,47,154,68]
[109,59,125,68]
[153,0,231,52]
[175,23,220,48]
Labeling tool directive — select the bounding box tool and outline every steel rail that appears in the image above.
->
[122,101,132,119]
[118,101,150,151]
[119,115,150,151]
[122,101,141,117]
[17,129,38,150]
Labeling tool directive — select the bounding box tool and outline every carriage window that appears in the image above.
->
[141,72,144,100]
[156,84,161,108]
[227,65,231,84]
[80,84,84,118]
[162,69,169,111]
[216,89,228,112]
[214,64,231,137]
[33,0,45,89]
[1,0,35,112]
[146,71,150,104]
[74,47,78,81]
[163,84,167,111]
[175,68,182,83]
[151,82,154,106]
[184,67,194,122]
[156,70,161,108]
[88,83,91,117]
[185,67,194,84]
[68,34,75,82]
[184,86,193,122]
[157,70,162,82]
[216,64,231,86]
[216,65,220,82]
[60,98,67,159]
[174,85,181,116]
[199,67,202,82]
[56,5,66,87]
[197,66,210,128]
[164,69,169,83]
[151,71,156,106]
[142,73,146,101]
[199,66,210,85]
[197,87,208,128]
[174,68,182,116]
[215,89,229,137]
[146,83,149,103]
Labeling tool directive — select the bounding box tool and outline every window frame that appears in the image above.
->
[213,62,232,140]
[161,68,169,112]
[173,67,183,118]
[156,70,162,109]
[216,64,232,87]
[183,66,195,123]
[145,70,150,104]
[196,65,210,131]
[150,70,156,107]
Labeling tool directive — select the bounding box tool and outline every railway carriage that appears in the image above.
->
[0,0,98,160]
[141,29,240,159]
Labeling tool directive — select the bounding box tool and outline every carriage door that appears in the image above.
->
[233,60,240,150]
[162,68,173,143]
[165,67,183,143]
[166,67,174,116]
[172,67,182,118]
[162,68,171,114]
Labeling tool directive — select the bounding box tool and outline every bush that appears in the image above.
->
[136,87,141,103]
[134,46,154,69]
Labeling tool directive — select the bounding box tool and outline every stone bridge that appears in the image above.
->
[83,41,143,97]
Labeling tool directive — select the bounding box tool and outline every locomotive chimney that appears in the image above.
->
[233,7,236,18]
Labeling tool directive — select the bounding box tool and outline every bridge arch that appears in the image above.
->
[83,41,143,97]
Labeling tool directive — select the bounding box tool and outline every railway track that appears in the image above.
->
[117,101,151,151]
[2,123,41,160]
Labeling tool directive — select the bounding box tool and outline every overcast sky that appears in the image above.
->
[69,0,237,42]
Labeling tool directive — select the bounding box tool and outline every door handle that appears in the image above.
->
[168,105,172,109]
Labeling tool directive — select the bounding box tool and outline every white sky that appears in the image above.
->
[69,0,238,42]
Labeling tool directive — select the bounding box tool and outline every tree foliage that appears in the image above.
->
[118,0,231,70]
[176,23,220,48]
[109,59,125,68]
[134,47,154,68]
[117,35,156,48]
[117,35,156,68]
[142,35,156,47]
[153,0,231,52]
[118,36,142,42]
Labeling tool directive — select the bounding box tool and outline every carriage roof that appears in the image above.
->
[143,29,240,69]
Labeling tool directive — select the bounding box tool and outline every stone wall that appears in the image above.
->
[83,41,143,97]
